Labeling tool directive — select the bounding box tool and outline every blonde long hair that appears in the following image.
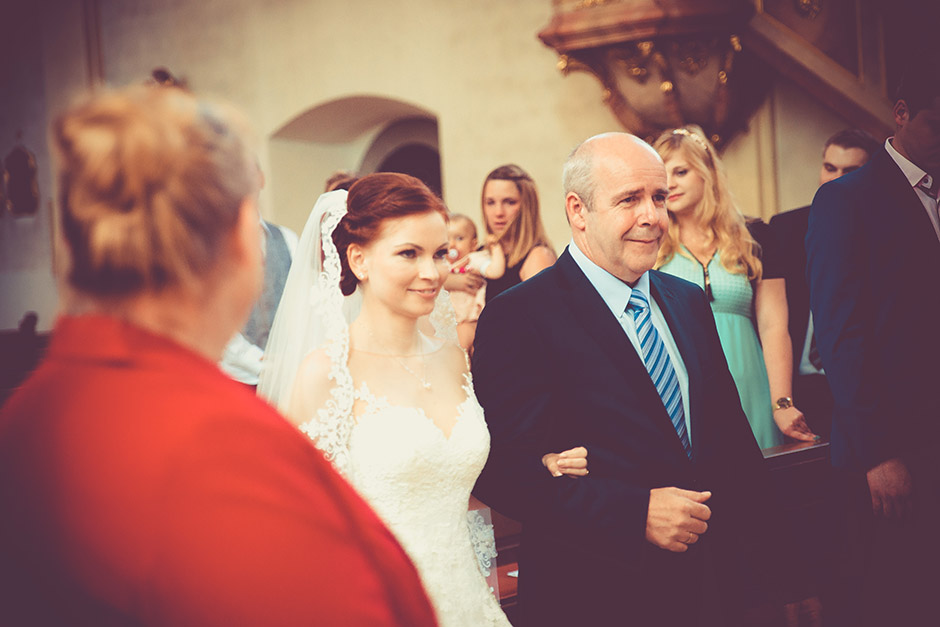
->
[653,126,762,281]
[481,164,552,267]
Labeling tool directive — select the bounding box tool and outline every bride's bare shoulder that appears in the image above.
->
[287,348,335,426]
[296,347,333,384]
[434,339,471,373]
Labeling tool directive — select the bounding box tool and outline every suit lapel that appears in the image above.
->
[555,251,650,388]
[556,252,693,459]
[873,150,940,252]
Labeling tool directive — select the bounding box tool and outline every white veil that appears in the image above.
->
[257,189,458,474]
[259,189,497,583]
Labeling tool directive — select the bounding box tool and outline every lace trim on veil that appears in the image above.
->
[259,189,464,478]
[257,190,358,475]
[297,203,356,475]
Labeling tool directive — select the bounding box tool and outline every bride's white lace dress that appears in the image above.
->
[338,374,510,626]
[257,190,510,626]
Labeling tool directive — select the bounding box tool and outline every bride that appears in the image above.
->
[259,173,586,626]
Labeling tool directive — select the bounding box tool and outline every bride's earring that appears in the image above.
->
[347,244,368,283]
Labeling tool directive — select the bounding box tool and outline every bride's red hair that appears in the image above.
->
[333,172,448,296]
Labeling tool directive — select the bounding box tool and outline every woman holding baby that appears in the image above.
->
[445,164,556,351]
[480,164,556,301]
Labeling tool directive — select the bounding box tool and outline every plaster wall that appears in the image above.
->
[0,1,93,331]
[772,76,863,213]
[2,0,860,331]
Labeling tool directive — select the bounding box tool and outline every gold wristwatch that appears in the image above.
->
[772,396,793,411]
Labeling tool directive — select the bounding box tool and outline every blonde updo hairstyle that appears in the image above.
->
[652,125,762,281]
[53,85,258,297]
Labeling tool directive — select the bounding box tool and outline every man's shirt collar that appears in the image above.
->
[568,239,650,318]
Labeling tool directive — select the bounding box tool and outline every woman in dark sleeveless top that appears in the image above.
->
[485,247,536,302]
[479,164,555,303]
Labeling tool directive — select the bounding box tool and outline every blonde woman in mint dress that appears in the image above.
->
[653,126,818,449]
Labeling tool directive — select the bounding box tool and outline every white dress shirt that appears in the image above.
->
[219,222,299,385]
[885,137,940,242]
[568,241,692,443]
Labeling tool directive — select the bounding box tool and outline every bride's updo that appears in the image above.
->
[333,172,448,296]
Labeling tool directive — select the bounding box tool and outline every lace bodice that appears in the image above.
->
[344,378,510,626]
[257,189,506,624]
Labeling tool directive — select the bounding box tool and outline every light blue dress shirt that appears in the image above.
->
[568,241,693,442]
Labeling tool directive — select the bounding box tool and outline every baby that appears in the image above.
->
[447,214,506,350]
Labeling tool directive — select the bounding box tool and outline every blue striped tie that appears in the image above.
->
[627,290,692,459]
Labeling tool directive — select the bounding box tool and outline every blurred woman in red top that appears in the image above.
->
[0,85,436,626]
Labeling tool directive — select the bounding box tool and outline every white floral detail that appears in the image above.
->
[467,509,498,577]
[269,189,508,625]
[341,374,510,626]
[431,289,460,345]
[298,204,356,476]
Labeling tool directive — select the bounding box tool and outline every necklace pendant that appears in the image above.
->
[421,381,432,390]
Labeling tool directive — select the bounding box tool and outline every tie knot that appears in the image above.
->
[627,289,649,314]
[917,174,939,200]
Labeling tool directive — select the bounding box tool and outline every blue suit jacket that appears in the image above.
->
[807,147,940,472]
[472,249,779,625]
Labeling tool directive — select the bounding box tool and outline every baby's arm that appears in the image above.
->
[481,236,506,279]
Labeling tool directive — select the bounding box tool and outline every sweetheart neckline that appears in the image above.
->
[353,378,477,442]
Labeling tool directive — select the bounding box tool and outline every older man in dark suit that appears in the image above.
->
[473,133,785,626]
[806,59,940,626]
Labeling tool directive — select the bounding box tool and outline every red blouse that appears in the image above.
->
[0,315,436,626]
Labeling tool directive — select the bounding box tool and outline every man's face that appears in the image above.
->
[819,145,870,186]
[571,136,669,285]
[896,96,940,178]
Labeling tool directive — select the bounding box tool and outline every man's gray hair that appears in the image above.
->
[562,139,597,212]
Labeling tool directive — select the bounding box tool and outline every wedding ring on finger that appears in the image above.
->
[687,531,694,544]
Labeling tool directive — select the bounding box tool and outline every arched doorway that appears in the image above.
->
[268,96,441,234]
[377,144,442,196]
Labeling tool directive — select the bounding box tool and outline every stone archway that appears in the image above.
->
[267,95,440,233]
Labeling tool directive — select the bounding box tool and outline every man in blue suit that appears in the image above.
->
[806,62,940,626]
[769,129,879,437]
[473,133,785,625]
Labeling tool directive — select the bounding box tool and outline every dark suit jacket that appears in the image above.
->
[806,147,940,473]
[472,250,781,626]
[0,316,436,626]
[769,205,812,371]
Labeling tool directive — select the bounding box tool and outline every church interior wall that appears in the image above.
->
[1,0,854,331]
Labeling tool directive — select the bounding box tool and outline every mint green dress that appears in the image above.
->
[658,248,783,449]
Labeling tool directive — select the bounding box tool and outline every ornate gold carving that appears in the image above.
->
[575,0,620,9]
[794,0,822,19]
[674,40,710,76]
[609,42,656,84]
[537,0,763,147]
